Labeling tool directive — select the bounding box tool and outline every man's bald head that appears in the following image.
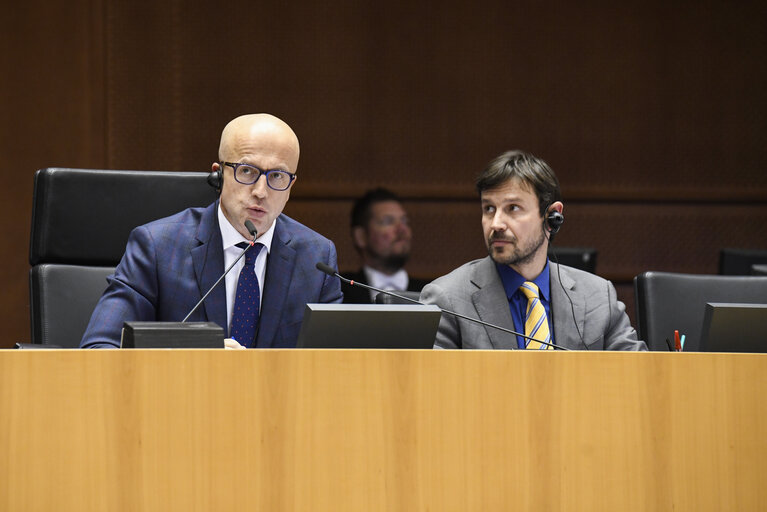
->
[218,114,300,172]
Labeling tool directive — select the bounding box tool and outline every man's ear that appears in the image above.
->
[352,226,367,250]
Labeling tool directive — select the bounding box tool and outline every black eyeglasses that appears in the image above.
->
[222,162,296,191]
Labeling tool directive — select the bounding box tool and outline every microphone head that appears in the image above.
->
[244,220,258,238]
[315,262,337,276]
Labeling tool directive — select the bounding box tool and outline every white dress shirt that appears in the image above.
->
[363,266,409,302]
[218,206,275,336]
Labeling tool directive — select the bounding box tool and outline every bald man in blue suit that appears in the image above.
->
[81,114,342,349]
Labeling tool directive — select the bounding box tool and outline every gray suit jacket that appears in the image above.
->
[420,257,646,350]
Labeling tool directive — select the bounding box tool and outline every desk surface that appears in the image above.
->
[1,350,765,511]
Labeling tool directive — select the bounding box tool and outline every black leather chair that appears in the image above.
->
[634,271,767,351]
[28,168,217,347]
[752,264,767,276]
[718,248,767,275]
[548,247,597,274]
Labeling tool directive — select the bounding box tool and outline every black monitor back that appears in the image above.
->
[700,303,767,353]
[297,304,441,349]
[718,248,767,276]
[548,247,597,274]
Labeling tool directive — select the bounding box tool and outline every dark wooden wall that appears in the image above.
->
[3,0,766,347]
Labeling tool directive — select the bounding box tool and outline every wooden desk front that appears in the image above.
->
[1,350,765,510]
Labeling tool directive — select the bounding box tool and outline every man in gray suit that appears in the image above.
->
[421,150,646,351]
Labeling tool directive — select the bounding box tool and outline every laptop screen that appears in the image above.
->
[700,303,767,353]
[296,303,441,349]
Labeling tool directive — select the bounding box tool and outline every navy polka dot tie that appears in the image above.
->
[230,242,263,348]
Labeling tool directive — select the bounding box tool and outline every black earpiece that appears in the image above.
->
[207,169,222,192]
[546,210,564,234]
[544,205,583,348]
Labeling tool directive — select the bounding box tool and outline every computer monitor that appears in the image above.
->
[699,303,767,353]
[548,247,597,274]
[718,248,767,275]
[296,304,441,349]
[120,322,225,348]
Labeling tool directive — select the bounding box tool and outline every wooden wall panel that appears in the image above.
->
[2,0,766,346]
[2,0,106,346]
[99,0,767,197]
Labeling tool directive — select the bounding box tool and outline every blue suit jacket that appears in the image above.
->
[81,201,342,348]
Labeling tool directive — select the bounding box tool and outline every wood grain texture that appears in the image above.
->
[1,349,765,510]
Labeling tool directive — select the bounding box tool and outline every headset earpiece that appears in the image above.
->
[207,169,222,192]
[546,209,564,234]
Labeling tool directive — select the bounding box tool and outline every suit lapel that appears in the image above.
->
[191,201,227,331]
[256,216,296,347]
[343,270,373,303]
[471,257,517,349]
[550,263,586,349]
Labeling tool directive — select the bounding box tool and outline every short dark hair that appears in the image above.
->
[350,187,402,228]
[475,150,561,217]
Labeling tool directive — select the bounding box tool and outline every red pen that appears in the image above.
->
[674,330,681,352]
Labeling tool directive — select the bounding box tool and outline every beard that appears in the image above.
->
[487,229,546,267]
[368,237,411,272]
[379,252,410,271]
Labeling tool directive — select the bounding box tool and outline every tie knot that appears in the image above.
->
[236,242,262,266]
[519,281,540,300]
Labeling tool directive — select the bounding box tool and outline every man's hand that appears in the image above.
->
[224,338,246,350]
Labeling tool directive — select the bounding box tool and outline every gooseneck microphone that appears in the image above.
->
[315,262,567,351]
[182,220,258,323]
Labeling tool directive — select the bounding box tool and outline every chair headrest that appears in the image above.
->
[30,168,217,266]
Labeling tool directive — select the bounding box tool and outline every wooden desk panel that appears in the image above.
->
[1,350,765,511]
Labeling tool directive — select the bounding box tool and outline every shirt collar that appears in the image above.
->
[217,203,275,254]
[496,260,551,301]
[363,266,409,290]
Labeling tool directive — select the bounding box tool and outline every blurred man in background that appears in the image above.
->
[343,187,428,303]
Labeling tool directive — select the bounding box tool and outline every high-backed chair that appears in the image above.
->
[29,168,217,347]
[548,247,597,274]
[634,271,767,351]
[718,248,767,275]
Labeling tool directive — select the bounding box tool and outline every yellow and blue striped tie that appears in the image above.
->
[519,282,552,350]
